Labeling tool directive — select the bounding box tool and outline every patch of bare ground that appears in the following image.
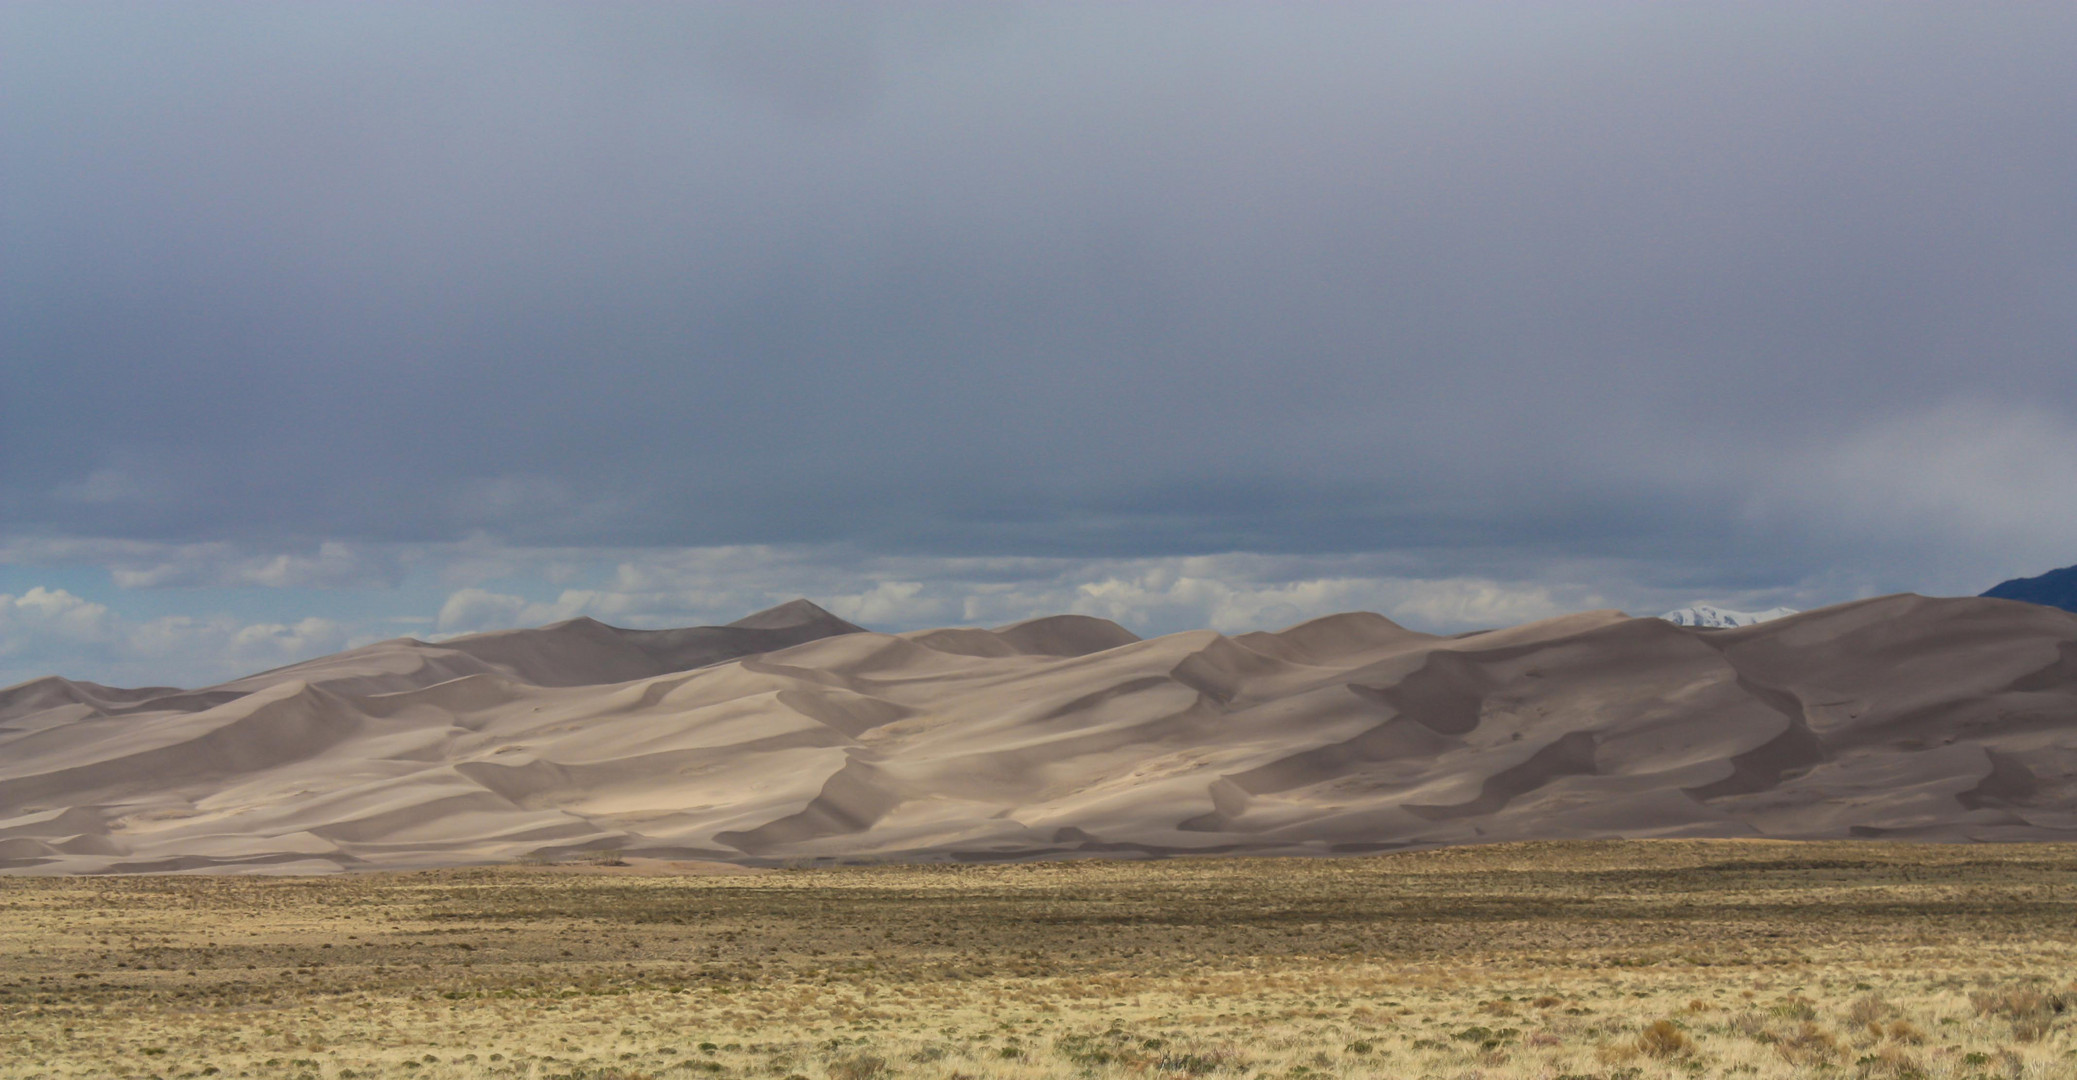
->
[1,840,2074,1079]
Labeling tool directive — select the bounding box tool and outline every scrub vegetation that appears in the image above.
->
[2,840,2074,1080]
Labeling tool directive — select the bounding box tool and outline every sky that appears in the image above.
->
[5,3,2077,688]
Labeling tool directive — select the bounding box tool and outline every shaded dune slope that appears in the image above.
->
[2,595,2074,873]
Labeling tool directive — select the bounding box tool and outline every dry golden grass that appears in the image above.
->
[2,840,2074,1080]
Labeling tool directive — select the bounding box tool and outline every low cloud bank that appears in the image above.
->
[2,541,1826,689]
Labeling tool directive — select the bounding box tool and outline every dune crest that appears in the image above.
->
[3,595,2075,873]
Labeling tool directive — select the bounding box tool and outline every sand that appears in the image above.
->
[1,594,2073,873]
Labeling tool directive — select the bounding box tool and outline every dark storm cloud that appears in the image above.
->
[5,3,2077,590]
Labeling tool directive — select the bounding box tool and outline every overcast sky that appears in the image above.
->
[6,3,2077,687]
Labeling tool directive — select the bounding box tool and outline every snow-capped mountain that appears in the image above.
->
[1658,604,1799,629]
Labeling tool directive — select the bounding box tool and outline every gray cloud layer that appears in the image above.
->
[6,4,2077,612]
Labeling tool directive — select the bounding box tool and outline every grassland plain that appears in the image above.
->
[1,841,2073,1080]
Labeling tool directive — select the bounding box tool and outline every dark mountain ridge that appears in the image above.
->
[1983,564,2077,614]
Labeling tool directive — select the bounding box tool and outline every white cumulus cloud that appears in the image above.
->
[0,587,116,646]
[0,586,355,689]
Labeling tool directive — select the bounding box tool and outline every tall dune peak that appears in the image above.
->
[728,598,866,633]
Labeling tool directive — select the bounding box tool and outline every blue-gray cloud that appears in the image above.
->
[5,2,2077,629]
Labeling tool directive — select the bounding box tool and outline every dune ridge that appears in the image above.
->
[2,594,2074,873]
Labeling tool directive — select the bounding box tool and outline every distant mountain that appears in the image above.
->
[1982,565,2077,614]
[1658,604,1799,629]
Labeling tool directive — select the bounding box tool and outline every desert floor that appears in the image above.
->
[2,841,2073,1080]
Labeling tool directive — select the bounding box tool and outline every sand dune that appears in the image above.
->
[2,594,2074,873]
